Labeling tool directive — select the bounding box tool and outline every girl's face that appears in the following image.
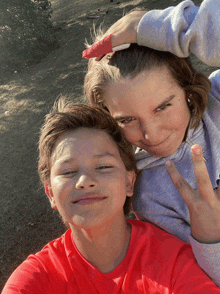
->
[104,66,191,158]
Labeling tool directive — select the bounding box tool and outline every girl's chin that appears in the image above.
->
[143,146,177,158]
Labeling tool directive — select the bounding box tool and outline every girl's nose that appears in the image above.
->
[75,173,99,190]
[140,120,159,142]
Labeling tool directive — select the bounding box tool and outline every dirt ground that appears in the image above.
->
[0,0,214,290]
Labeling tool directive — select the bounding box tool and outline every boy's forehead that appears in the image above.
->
[51,128,120,163]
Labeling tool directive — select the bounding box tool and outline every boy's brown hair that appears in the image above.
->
[38,98,138,216]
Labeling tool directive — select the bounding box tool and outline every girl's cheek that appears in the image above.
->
[124,129,139,144]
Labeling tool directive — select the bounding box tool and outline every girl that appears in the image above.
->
[83,0,220,286]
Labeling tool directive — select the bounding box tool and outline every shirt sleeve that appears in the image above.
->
[137,0,220,67]
[2,257,50,294]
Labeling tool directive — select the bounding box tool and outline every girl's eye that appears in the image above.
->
[156,103,172,112]
[118,117,135,125]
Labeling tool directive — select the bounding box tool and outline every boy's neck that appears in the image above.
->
[70,214,131,273]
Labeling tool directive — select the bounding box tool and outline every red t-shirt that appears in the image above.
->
[3,220,220,293]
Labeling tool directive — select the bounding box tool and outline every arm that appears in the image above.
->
[165,144,220,286]
[137,0,220,66]
[189,236,220,288]
[87,0,220,66]
[206,70,220,124]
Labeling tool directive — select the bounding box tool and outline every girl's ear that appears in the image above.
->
[44,184,57,209]
[126,171,136,197]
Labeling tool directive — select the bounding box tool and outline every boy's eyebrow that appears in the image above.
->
[93,152,116,158]
[57,152,116,164]
[55,157,75,165]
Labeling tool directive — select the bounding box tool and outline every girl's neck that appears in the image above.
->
[71,215,131,273]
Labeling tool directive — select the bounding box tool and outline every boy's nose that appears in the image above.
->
[75,173,99,190]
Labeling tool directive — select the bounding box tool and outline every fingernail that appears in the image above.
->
[112,43,130,52]
[192,145,201,155]
[165,160,172,167]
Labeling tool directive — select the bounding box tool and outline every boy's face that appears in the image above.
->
[46,128,135,229]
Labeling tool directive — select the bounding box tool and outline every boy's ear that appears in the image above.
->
[44,184,57,209]
[126,171,136,197]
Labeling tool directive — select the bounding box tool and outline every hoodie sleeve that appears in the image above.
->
[137,0,220,67]
[189,235,220,287]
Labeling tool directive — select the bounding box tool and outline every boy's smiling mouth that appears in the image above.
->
[72,194,107,205]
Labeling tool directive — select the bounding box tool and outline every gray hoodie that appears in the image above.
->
[134,0,220,286]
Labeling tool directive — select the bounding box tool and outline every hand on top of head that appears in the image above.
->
[165,144,220,244]
[82,10,146,61]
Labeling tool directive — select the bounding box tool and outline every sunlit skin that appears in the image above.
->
[104,66,191,158]
[47,128,135,230]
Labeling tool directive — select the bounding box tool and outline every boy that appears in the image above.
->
[3,99,220,293]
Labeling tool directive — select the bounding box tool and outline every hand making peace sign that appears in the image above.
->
[165,145,220,244]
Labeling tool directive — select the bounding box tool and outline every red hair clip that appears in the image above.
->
[82,34,130,59]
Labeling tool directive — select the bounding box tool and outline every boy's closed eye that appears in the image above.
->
[62,170,78,176]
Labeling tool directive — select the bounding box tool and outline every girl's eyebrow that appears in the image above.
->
[113,95,176,121]
[155,95,175,110]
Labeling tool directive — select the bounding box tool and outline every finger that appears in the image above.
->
[165,159,196,207]
[106,10,145,45]
[94,33,130,61]
[83,17,127,60]
[111,30,136,46]
[191,144,214,201]
[91,12,142,60]
[82,34,113,59]
[84,34,131,61]
[104,17,125,36]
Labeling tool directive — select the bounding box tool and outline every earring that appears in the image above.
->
[187,93,192,104]
[187,93,195,114]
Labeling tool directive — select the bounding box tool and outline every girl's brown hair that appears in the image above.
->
[84,44,211,128]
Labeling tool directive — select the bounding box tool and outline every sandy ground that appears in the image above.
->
[0,0,213,290]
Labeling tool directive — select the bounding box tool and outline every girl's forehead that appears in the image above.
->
[109,65,175,88]
[105,67,178,99]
